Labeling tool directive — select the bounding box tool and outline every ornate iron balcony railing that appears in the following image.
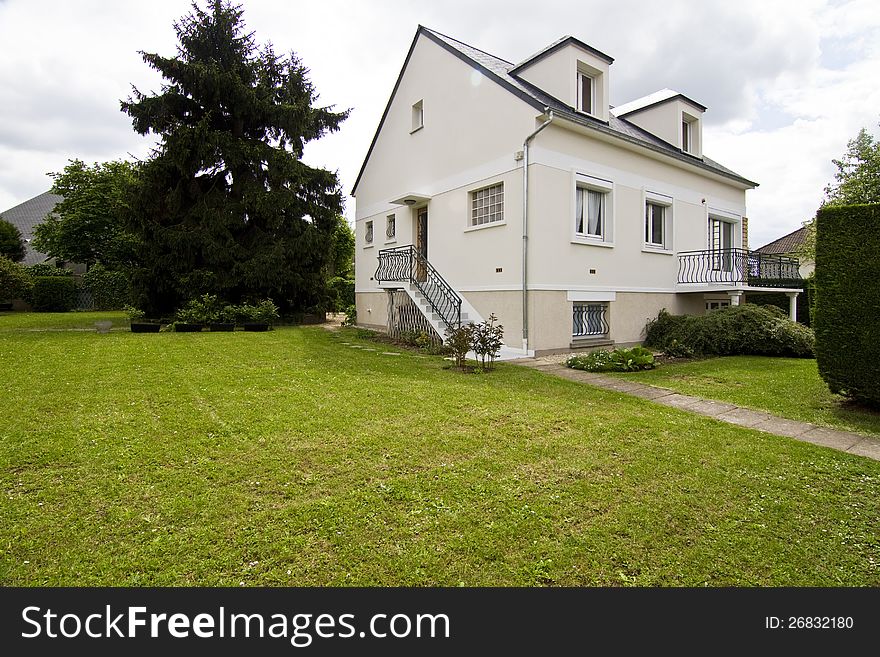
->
[678,248,803,288]
[375,245,462,330]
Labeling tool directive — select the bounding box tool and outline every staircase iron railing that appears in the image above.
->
[375,245,462,330]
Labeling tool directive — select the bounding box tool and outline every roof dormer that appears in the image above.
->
[611,89,706,158]
[509,36,613,123]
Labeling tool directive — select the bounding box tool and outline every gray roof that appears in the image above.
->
[755,226,808,255]
[351,27,757,195]
[0,191,62,265]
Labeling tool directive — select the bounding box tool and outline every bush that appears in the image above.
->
[342,304,357,327]
[567,346,655,372]
[644,305,814,358]
[26,263,72,277]
[445,324,474,369]
[30,276,77,311]
[175,293,222,324]
[746,291,812,327]
[814,203,880,405]
[327,276,355,312]
[0,255,34,301]
[471,314,504,370]
[81,265,131,310]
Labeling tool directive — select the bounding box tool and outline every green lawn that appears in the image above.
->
[1,314,878,586]
[611,356,880,437]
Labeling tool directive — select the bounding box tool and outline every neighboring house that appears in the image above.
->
[755,226,813,278]
[0,191,63,266]
[352,27,803,356]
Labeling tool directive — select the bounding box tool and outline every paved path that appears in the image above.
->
[517,356,880,462]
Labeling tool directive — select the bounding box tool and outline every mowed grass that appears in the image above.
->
[611,356,880,438]
[1,314,878,586]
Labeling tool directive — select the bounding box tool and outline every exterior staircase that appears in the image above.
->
[375,245,531,360]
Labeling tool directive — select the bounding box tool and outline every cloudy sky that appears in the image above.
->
[1,0,878,247]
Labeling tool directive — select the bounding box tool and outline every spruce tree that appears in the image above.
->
[121,0,348,314]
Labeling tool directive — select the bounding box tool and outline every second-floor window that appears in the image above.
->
[645,202,666,247]
[386,214,395,240]
[577,72,594,115]
[365,220,373,244]
[681,120,691,153]
[576,187,605,238]
[471,183,504,226]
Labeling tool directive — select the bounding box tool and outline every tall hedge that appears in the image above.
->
[814,203,880,405]
[31,276,77,312]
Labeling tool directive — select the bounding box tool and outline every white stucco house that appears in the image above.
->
[352,26,803,356]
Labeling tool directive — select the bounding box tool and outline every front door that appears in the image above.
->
[415,208,428,281]
[708,217,734,272]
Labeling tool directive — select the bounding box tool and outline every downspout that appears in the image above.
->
[522,109,554,353]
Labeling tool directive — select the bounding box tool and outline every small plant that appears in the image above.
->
[445,323,474,369]
[341,304,357,327]
[123,304,146,321]
[218,304,238,324]
[662,339,694,359]
[175,293,222,324]
[471,314,504,370]
[567,346,655,373]
[251,299,280,324]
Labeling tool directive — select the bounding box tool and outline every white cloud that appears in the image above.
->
[0,0,877,247]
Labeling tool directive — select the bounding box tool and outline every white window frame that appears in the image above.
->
[469,182,504,228]
[572,173,614,246]
[681,119,691,153]
[411,100,424,132]
[385,214,396,242]
[643,191,673,253]
[577,72,595,116]
[706,300,731,312]
[364,220,373,246]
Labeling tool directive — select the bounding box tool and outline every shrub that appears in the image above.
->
[175,294,221,324]
[0,218,26,262]
[567,346,655,372]
[0,255,33,301]
[471,314,504,370]
[81,265,131,310]
[662,339,695,359]
[123,304,146,321]
[444,324,474,369]
[26,263,72,277]
[814,203,880,405]
[30,276,77,311]
[327,276,355,312]
[342,304,357,327]
[644,305,814,358]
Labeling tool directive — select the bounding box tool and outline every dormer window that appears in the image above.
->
[681,111,700,155]
[577,72,594,115]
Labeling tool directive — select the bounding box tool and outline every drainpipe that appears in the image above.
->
[522,109,554,353]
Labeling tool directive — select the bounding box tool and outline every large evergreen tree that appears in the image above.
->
[121,0,348,314]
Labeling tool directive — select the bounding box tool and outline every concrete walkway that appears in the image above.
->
[517,356,880,462]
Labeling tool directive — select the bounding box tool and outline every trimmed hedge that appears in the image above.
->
[814,203,880,405]
[0,255,34,301]
[645,304,815,357]
[81,265,131,310]
[31,276,77,312]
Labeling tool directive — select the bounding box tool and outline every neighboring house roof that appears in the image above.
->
[352,27,756,196]
[755,226,808,255]
[0,191,62,265]
[611,88,707,116]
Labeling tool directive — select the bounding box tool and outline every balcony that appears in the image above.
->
[678,249,804,288]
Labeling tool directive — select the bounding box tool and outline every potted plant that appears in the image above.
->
[210,304,236,332]
[173,294,221,332]
[125,304,160,333]
[242,299,279,331]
